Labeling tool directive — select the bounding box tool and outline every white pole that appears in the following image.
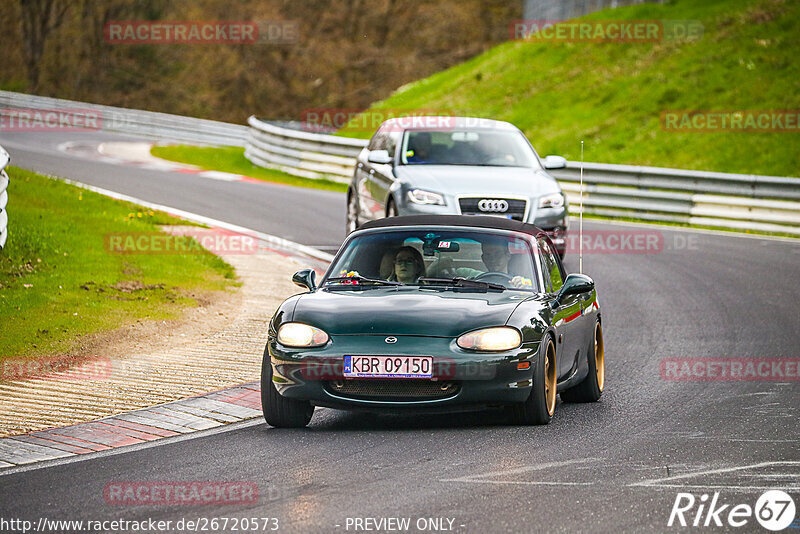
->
[579,141,584,274]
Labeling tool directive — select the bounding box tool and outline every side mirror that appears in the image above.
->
[367,149,392,165]
[292,268,317,291]
[543,155,567,170]
[552,273,594,307]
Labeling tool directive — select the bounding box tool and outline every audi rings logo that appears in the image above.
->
[478,199,509,213]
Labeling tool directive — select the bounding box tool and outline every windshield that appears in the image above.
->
[325,229,540,292]
[399,129,539,167]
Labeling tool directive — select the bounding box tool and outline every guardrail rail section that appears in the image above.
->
[0,144,9,250]
[245,116,367,182]
[245,116,800,235]
[0,90,248,147]
[1,90,797,236]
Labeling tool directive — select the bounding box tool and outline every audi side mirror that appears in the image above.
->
[543,155,567,170]
[292,269,317,291]
[367,150,392,165]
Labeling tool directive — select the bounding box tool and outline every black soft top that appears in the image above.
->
[358,215,545,238]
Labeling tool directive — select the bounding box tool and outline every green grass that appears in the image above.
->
[347,0,800,178]
[150,145,348,193]
[0,167,237,361]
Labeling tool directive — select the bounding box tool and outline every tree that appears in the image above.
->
[18,0,70,90]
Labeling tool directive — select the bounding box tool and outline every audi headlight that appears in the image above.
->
[538,193,564,209]
[407,189,445,205]
[277,323,329,348]
[457,327,522,352]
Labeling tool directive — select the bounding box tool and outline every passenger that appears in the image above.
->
[388,246,425,284]
[478,135,515,165]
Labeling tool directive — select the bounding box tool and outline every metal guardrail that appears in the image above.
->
[0,91,248,146]
[245,116,800,235]
[0,91,796,236]
[0,145,9,250]
[551,163,800,234]
[245,116,366,182]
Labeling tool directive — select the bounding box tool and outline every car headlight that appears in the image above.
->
[407,189,445,205]
[457,327,522,352]
[538,193,564,209]
[277,323,329,348]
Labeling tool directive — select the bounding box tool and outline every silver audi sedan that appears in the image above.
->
[347,117,568,256]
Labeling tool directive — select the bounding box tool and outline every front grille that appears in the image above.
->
[459,198,527,221]
[325,380,460,401]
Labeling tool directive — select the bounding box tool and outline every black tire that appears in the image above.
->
[512,336,557,425]
[261,354,314,428]
[560,321,604,403]
[346,192,359,234]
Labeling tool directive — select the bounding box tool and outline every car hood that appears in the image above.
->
[290,287,529,337]
[394,165,560,197]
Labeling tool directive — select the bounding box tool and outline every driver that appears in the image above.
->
[437,238,530,288]
[481,240,513,272]
[406,132,432,163]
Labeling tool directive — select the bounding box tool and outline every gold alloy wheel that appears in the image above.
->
[595,323,605,392]
[545,340,557,416]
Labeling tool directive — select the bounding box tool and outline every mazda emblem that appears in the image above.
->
[478,199,509,213]
[385,336,398,344]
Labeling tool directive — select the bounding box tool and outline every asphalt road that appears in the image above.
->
[0,131,346,253]
[0,131,798,533]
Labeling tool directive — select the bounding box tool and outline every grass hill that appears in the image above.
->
[350,0,799,177]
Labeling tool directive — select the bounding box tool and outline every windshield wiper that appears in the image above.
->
[418,277,506,291]
[325,276,403,287]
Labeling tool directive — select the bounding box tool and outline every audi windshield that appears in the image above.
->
[399,130,540,167]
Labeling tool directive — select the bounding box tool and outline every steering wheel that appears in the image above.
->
[472,271,514,284]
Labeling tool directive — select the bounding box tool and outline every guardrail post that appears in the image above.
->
[0,145,9,251]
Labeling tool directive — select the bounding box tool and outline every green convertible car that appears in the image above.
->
[261,215,604,427]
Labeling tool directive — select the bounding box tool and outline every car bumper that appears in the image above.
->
[267,335,540,411]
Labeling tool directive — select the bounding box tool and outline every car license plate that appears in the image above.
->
[343,355,433,379]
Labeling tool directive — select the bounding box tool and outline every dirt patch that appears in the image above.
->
[109,280,166,293]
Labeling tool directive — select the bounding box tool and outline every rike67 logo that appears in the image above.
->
[668,490,796,531]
